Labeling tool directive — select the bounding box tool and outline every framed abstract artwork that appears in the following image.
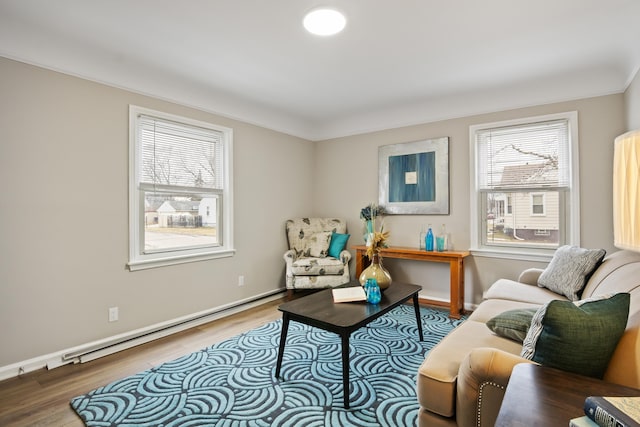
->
[378,137,449,214]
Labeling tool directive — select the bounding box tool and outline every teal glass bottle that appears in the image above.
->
[425,225,434,251]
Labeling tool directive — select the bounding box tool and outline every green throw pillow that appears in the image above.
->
[520,293,630,379]
[328,232,350,258]
[486,308,538,343]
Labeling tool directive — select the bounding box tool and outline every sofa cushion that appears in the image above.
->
[289,274,349,289]
[328,232,350,258]
[537,245,606,301]
[521,293,630,379]
[291,256,345,275]
[486,308,538,343]
[483,279,568,306]
[302,231,332,258]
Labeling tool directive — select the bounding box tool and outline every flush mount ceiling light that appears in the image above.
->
[303,8,346,36]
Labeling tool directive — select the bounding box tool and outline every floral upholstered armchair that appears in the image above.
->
[284,218,351,298]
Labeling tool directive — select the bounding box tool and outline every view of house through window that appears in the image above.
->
[143,192,219,251]
[472,114,576,252]
[484,190,559,246]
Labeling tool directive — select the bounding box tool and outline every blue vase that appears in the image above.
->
[365,279,381,304]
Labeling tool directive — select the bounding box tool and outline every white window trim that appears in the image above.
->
[530,193,546,216]
[469,111,580,262]
[128,105,235,271]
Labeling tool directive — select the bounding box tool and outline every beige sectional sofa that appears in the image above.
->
[417,249,640,427]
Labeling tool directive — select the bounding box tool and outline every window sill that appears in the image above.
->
[470,247,554,263]
[128,249,236,271]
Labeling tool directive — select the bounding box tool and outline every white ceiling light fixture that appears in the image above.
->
[303,8,346,36]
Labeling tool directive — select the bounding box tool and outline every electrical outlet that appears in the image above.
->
[108,307,119,322]
[238,275,245,286]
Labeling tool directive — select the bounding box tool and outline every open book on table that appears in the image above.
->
[332,286,366,303]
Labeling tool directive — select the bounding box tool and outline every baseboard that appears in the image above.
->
[418,295,477,313]
[0,288,286,382]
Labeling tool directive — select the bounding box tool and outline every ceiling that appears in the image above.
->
[1,0,639,140]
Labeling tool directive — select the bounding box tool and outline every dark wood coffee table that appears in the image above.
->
[274,281,423,409]
[495,363,640,426]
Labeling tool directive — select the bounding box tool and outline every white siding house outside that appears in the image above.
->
[488,163,560,243]
[198,197,218,227]
[503,191,559,238]
[156,200,200,228]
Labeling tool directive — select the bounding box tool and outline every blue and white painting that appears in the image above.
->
[388,151,436,203]
[379,137,449,214]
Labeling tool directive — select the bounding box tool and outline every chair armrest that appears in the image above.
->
[284,249,297,266]
[456,348,536,427]
[339,249,352,264]
[517,268,545,286]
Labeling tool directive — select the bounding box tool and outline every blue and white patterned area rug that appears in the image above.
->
[71,305,465,427]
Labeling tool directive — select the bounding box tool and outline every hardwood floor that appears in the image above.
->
[0,297,287,426]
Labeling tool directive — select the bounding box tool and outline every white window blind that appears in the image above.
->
[477,119,570,191]
[138,115,224,190]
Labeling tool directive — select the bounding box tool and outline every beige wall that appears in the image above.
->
[625,68,640,130]
[0,54,630,371]
[315,95,626,304]
[0,57,314,367]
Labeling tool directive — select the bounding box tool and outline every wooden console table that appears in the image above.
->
[495,363,640,426]
[353,245,469,318]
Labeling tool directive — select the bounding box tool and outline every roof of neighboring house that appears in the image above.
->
[500,162,558,187]
[145,198,165,212]
[157,200,200,213]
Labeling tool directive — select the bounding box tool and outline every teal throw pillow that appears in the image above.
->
[328,232,350,258]
[520,293,630,379]
[486,308,538,343]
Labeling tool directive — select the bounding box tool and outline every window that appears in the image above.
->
[531,193,545,215]
[128,106,234,270]
[494,200,504,218]
[470,112,579,260]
